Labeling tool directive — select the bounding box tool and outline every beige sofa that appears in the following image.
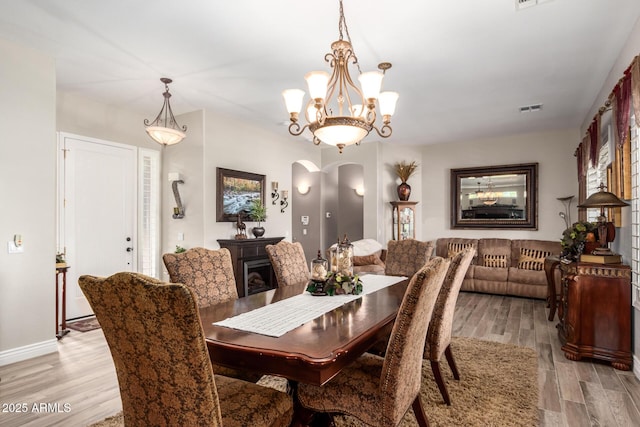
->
[434,237,561,299]
[331,237,560,299]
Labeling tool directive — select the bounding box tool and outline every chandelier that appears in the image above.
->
[144,78,187,146]
[282,0,399,154]
[481,181,499,206]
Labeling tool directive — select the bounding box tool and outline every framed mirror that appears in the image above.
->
[450,163,538,229]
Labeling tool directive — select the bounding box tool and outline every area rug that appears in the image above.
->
[89,337,538,427]
[66,316,101,332]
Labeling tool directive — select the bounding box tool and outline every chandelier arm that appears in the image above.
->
[372,123,393,138]
[165,99,188,132]
[144,85,187,132]
[288,121,310,137]
[364,108,376,124]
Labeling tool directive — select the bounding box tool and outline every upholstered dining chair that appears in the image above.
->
[162,247,262,382]
[384,238,435,278]
[425,247,476,405]
[162,247,238,308]
[297,257,449,427]
[265,240,310,287]
[79,272,293,427]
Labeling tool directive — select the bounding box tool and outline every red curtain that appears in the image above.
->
[631,56,640,127]
[613,73,631,148]
[588,117,600,168]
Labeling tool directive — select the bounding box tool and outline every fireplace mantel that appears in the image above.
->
[217,237,284,297]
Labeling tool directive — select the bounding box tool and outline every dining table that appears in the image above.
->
[199,274,409,387]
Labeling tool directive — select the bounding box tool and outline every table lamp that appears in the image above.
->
[577,183,629,255]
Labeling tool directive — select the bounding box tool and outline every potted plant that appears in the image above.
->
[393,160,419,201]
[560,221,598,260]
[248,199,267,238]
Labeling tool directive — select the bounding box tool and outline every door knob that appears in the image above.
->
[126,247,133,252]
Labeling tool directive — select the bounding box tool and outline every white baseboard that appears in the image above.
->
[634,354,640,380]
[0,339,58,366]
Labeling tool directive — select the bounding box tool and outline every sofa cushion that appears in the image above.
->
[483,254,507,268]
[506,268,547,299]
[447,242,474,258]
[510,239,561,267]
[517,248,551,271]
[477,238,512,264]
[435,238,478,261]
[353,252,384,267]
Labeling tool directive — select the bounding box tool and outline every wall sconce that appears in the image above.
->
[168,172,185,219]
[280,190,289,213]
[354,186,365,196]
[271,181,279,205]
[297,184,310,195]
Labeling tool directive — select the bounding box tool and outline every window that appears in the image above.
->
[138,149,161,278]
[585,125,612,222]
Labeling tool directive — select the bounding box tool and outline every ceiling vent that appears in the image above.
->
[519,104,543,113]
[516,0,553,11]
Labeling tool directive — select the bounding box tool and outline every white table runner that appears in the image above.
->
[213,274,406,337]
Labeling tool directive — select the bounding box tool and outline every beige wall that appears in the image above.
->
[0,40,57,359]
[202,111,321,250]
[57,92,158,150]
[420,129,579,242]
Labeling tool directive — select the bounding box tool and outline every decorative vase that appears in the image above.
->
[252,226,265,238]
[397,182,411,201]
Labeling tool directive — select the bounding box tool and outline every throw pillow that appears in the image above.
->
[447,242,474,258]
[353,253,384,267]
[518,248,551,271]
[351,239,384,256]
[483,254,507,268]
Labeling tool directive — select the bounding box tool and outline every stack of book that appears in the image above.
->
[579,253,622,264]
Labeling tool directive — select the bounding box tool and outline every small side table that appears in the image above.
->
[544,255,562,321]
[56,265,70,339]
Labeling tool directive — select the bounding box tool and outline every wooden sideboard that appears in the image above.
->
[217,237,284,297]
[557,261,632,370]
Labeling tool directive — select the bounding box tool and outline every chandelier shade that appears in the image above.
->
[282,0,398,153]
[144,78,187,146]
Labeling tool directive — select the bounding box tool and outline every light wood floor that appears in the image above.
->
[1,292,639,426]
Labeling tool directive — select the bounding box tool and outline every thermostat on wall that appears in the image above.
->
[301,216,309,225]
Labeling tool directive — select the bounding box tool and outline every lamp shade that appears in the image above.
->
[378,91,399,116]
[578,187,629,209]
[305,71,330,101]
[358,71,384,100]
[282,89,305,114]
[145,126,186,146]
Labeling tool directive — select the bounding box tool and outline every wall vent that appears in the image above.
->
[516,0,536,10]
[519,104,543,113]
[516,0,553,11]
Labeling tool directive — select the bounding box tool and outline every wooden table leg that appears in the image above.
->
[544,256,561,321]
[56,267,70,339]
[55,270,60,338]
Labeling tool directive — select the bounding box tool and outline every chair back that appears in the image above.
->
[266,241,309,287]
[163,247,238,307]
[79,272,223,426]
[425,247,476,360]
[384,239,434,277]
[380,256,449,425]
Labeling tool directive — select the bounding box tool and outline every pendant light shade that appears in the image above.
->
[144,78,187,146]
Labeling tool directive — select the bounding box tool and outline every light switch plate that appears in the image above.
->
[7,241,24,254]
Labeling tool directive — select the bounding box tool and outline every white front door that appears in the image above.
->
[59,133,137,319]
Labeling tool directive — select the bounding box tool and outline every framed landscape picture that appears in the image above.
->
[216,167,265,222]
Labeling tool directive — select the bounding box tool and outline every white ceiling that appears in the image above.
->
[2,0,639,146]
